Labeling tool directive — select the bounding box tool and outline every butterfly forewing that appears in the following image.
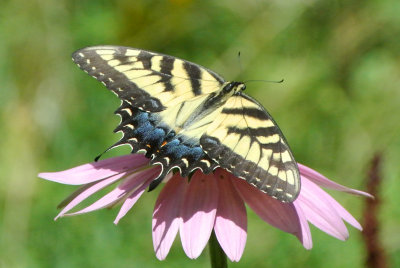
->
[200,94,300,202]
[72,46,224,112]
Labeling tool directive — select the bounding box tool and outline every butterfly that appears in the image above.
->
[72,46,300,202]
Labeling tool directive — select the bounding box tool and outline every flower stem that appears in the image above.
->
[208,231,227,268]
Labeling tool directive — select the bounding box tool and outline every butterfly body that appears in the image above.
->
[73,46,300,202]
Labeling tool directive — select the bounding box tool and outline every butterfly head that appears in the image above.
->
[222,81,246,95]
[204,81,246,109]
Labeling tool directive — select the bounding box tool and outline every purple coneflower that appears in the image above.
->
[39,154,372,261]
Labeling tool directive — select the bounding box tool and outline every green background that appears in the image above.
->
[1,0,399,267]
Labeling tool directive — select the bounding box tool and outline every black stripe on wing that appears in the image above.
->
[183,61,202,95]
[72,46,225,112]
[72,47,165,112]
[200,93,300,203]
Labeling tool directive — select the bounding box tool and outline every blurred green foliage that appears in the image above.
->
[1,0,399,267]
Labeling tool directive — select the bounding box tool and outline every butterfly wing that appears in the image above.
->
[72,46,222,185]
[200,93,300,202]
[72,46,225,112]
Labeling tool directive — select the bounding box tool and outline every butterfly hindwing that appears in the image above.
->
[72,46,224,112]
[200,94,300,202]
[113,100,218,189]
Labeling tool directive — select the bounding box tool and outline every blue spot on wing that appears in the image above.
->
[112,101,218,189]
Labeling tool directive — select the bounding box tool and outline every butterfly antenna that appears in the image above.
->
[244,79,284,84]
[238,51,243,74]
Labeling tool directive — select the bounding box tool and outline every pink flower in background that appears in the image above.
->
[39,154,372,261]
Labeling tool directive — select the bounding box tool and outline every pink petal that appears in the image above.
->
[114,167,162,224]
[179,171,218,259]
[55,173,125,219]
[153,174,187,260]
[232,177,302,237]
[325,195,362,230]
[39,154,149,185]
[293,202,313,249]
[298,164,373,198]
[300,174,362,230]
[57,183,97,209]
[213,169,247,262]
[64,167,159,219]
[296,178,349,240]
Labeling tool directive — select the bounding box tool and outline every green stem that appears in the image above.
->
[208,231,228,268]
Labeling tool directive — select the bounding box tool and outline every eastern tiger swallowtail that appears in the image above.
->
[72,46,300,202]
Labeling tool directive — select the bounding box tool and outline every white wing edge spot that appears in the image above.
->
[163,157,170,165]
[124,50,141,56]
[96,49,116,55]
[200,159,211,167]
[121,108,133,116]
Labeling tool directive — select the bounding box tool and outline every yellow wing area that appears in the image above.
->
[72,46,224,112]
[200,94,300,202]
